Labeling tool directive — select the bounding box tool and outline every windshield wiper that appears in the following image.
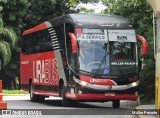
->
[93,43,108,78]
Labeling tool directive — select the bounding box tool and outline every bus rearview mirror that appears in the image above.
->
[68,32,78,54]
[136,35,148,57]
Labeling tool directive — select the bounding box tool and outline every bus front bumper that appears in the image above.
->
[65,93,138,101]
[73,77,139,91]
[66,77,139,101]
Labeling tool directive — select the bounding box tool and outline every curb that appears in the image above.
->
[3,94,29,96]
[136,106,145,118]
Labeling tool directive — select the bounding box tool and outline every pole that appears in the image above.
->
[156,13,160,111]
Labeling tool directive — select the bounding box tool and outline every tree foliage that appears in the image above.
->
[102,0,155,102]
[1,0,75,31]
[0,1,17,68]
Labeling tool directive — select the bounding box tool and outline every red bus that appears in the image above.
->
[20,13,148,108]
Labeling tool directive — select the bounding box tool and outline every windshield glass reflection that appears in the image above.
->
[78,40,109,73]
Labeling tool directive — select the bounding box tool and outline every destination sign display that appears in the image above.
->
[77,34,107,40]
[108,30,136,42]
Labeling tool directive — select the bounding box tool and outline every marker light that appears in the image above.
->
[78,90,82,94]
[129,78,138,82]
[76,28,82,34]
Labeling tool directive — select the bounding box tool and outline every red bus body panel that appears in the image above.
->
[66,93,137,101]
[20,51,60,96]
[22,22,47,36]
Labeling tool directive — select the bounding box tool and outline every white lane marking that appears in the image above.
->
[3,96,62,101]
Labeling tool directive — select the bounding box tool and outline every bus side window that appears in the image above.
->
[34,30,53,53]
[65,23,75,70]
[34,32,42,53]
[22,34,34,54]
[43,30,53,51]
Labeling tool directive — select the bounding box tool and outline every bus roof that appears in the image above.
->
[49,13,132,28]
[23,13,133,36]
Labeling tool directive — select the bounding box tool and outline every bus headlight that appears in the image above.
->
[129,81,139,87]
[80,81,88,86]
[73,77,89,87]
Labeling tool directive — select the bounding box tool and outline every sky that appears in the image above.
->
[77,2,107,13]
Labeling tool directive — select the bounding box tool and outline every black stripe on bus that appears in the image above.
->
[21,84,28,89]
[21,84,58,92]
[34,85,58,92]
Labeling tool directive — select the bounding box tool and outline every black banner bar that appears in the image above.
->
[0,109,159,115]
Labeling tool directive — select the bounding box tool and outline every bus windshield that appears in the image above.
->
[110,41,136,61]
[76,28,137,75]
[78,40,109,74]
[110,41,137,75]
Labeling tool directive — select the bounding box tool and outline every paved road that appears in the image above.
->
[1,96,139,118]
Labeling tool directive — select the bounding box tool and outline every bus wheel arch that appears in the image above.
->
[29,79,39,102]
[59,79,64,97]
[29,79,32,93]
[59,79,71,107]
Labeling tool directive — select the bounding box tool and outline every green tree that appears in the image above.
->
[102,0,155,103]
[0,5,16,68]
[0,1,17,89]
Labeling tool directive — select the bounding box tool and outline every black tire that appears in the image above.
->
[60,83,71,107]
[38,96,45,102]
[112,100,120,108]
[29,81,39,102]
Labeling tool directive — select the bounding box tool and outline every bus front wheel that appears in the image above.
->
[60,84,71,107]
[112,100,120,108]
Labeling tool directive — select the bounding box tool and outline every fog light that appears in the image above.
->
[130,82,139,87]
[78,90,82,94]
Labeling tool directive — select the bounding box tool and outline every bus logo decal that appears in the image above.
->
[117,36,128,41]
[33,58,59,85]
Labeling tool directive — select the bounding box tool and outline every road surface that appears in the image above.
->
[1,95,139,118]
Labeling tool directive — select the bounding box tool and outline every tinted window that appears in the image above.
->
[21,29,53,54]
[110,41,136,60]
[34,30,53,53]
[22,34,34,54]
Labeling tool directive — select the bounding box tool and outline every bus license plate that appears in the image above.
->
[105,92,115,96]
